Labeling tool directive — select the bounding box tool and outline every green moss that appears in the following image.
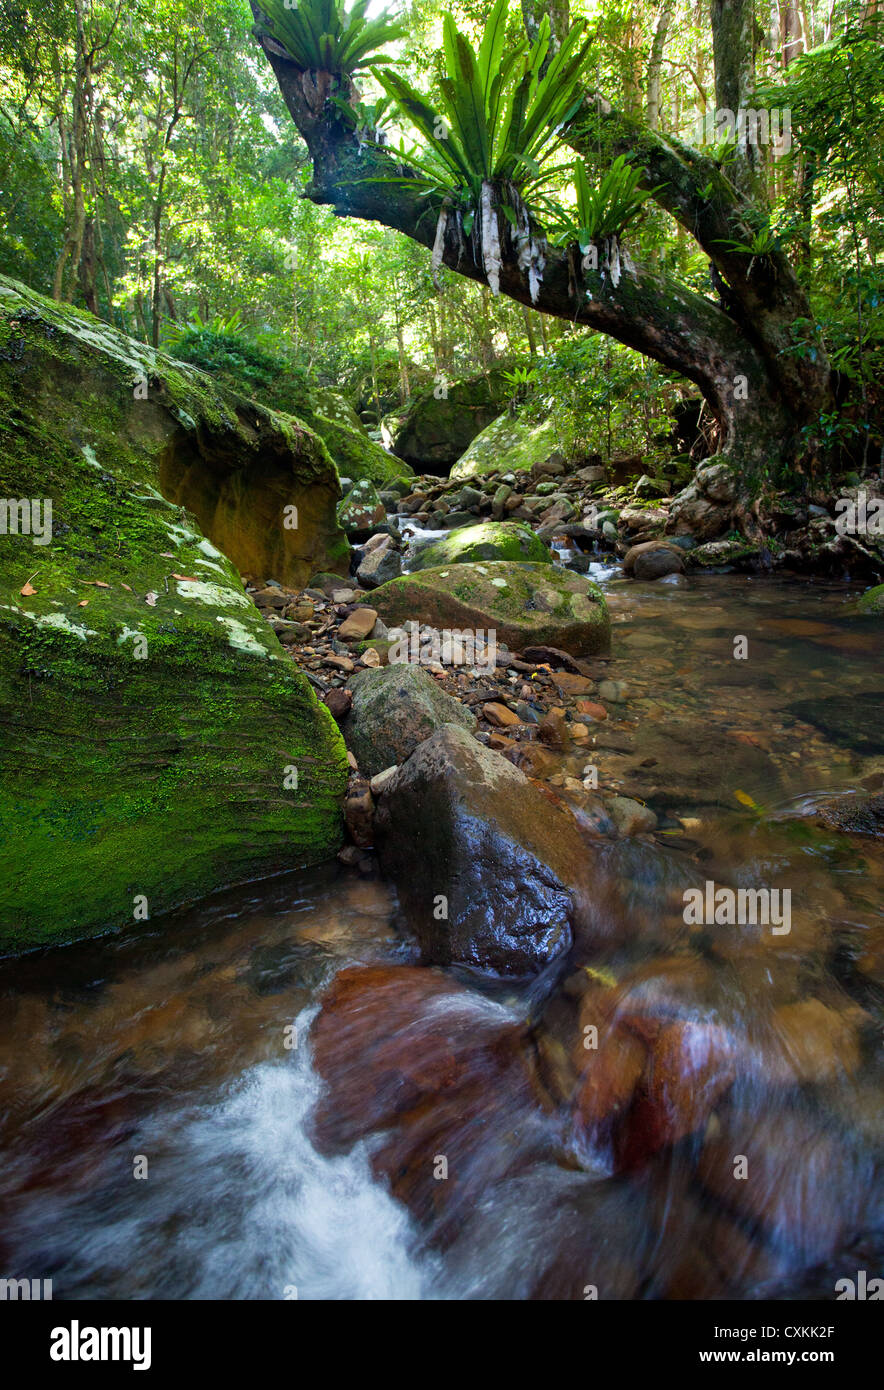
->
[450,413,568,481]
[413,520,552,570]
[857,582,884,615]
[366,561,610,656]
[0,274,349,953]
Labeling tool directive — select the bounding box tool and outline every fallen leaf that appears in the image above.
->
[121,583,132,591]
[78,599,89,607]
[172,573,199,582]
[160,552,175,558]
[145,591,158,607]
[20,581,37,596]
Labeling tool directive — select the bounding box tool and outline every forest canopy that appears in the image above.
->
[1,0,881,474]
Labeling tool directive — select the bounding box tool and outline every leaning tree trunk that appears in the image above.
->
[250,6,834,483]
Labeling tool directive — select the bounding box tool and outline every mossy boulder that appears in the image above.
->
[343,664,476,777]
[364,561,610,656]
[309,388,409,487]
[170,328,407,488]
[0,274,349,952]
[412,520,551,570]
[382,369,514,472]
[857,583,884,615]
[450,412,571,482]
[337,479,386,536]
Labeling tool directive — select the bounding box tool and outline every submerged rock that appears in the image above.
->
[342,664,476,777]
[412,519,551,570]
[0,275,349,951]
[364,561,611,657]
[813,790,884,837]
[374,723,605,975]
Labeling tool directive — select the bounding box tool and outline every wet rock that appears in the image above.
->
[813,790,884,837]
[616,1019,737,1169]
[310,964,549,1243]
[624,539,685,581]
[605,796,657,837]
[697,1106,878,1267]
[786,692,883,756]
[342,663,476,777]
[374,724,604,974]
[483,701,521,727]
[751,997,865,1085]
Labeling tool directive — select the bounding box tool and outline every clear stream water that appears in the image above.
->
[0,571,881,1299]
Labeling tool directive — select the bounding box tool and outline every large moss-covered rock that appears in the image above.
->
[309,388,409,486]
[168,328,407,486]
[0,275,349,951]
[857,583,884,615]
[450,412,570,482]
[412,520,551,570]
[364,561,610,656]
[382,369,513,472]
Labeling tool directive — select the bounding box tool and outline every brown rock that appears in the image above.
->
[344,778,374,847]
[539,707,569,747]
[483,701,521,727]
[553,672,594,697]
[338,606,378,640]
[323,687,352,721]
[575,699,608,720]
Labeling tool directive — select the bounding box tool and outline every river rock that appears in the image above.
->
[623,539,685,581]
[365,561,611,657]
[337,480,386,536]
[356,535,402,588]
[813,790,884,836]
[0,274,348,951]
[381,369,511,472]
[606,796,658,836]
[666,483,731,540]
[342,663,476,776]
[412,520,551,570]
[374,723,603,974]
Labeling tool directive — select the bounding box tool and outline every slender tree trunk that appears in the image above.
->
[646,0,675,130]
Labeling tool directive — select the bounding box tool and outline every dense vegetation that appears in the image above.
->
[1,0,881,474]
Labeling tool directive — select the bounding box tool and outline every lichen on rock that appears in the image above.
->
[0,275,349,951]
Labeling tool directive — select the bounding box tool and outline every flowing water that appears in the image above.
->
[1,572,881,1300]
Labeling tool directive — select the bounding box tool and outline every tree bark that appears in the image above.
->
[646,0,675,130]
[250,6,833,476]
